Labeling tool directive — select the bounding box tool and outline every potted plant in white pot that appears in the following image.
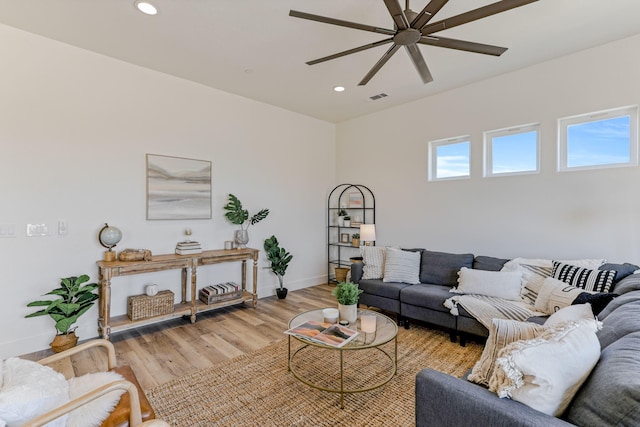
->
[331,281,363,324]
[223,194,270,248]
[264,235,293,299]
[25,274,99,352]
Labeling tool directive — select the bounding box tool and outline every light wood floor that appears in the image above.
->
[26,284,350,390]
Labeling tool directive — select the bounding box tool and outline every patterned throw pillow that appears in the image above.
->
[552,261,616,293]
[382,247,420,285]
[361,246,386,280]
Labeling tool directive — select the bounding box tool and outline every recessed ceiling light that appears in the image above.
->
[333,86,345,92]
[135,1,158,15]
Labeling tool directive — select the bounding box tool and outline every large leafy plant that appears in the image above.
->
[223,194,269,230]
[332,281,363,306]
[25,275,99,335]
[264,235,293,289]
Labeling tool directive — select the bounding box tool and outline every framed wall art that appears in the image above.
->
[146,154,212,220]
[348,192,363,208]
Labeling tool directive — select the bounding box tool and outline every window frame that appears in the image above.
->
[558,105,638,172]
[428,135,471,181]
[484,123,541,178]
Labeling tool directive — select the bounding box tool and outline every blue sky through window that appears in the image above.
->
[492,131,538,174]
[436,141,470,178]
[567,116,631,167]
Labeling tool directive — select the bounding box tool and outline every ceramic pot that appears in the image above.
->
[338,303,358,324]
[234,229,249,248]
[50,332,78,353]
[276,288,288,299]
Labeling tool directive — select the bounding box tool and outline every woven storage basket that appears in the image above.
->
[127,290,174,321]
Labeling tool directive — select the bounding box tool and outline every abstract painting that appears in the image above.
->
[146,154,212,220]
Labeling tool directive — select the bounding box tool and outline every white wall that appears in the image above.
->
[336,34,640,264]
[0,24,335,357]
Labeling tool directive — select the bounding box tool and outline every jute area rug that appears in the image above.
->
[146,324,484,426]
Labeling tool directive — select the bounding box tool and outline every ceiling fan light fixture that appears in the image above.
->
[333,86,345,92]
[135,1,158,16]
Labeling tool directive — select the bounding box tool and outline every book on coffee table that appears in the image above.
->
[285,320,358,348]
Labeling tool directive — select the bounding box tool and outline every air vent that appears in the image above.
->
[369,93,388,101]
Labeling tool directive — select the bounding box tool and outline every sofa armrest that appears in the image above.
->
[416,369,575,427]
[351,262,363,283]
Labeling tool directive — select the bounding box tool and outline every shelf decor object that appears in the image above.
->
[327,184,375,284]
[98,223,122,262]
[360,224,377,246]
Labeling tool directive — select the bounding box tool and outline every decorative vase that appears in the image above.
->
[50,332,78,353]
[352,238,360,247]
[234,229,249,248]
[276,287,288,299]
[338,303,358,324]
[337,216,345,227]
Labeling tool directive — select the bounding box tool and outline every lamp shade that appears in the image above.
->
[360,224,376,242]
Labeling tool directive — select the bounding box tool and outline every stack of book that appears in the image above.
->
[175,241,202,255]
[199,282,241,304]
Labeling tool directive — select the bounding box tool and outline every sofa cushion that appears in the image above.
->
[597,297,640,349]
[468,318,546,386]
[454,267,522,301]
[420,250,474,285]
[552,261,616,293]
[565,331,640,426]
[600,262,640,286]
[358,279,410,300]
[361,246,386,280]
[383,247,421,285]
[491,320,601,417]
[400,284,452,312]
[473,255,510,271]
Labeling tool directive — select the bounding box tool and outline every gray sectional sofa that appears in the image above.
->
[415,272,640,426]
[349,249,640,426]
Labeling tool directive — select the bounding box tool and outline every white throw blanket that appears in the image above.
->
[444,294,547,329]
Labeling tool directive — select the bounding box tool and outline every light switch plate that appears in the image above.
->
[26,223,49,237]
[0,224,17,238]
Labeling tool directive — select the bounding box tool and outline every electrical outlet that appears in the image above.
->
[26,223,49,237]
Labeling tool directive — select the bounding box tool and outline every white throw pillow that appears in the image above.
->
[382,247,420,285]
[535,277,591,314]
[490,320,601,416]
[454,267,523,301]
[361,246,386,280]
[545,304,595,328]
[468,318,547,386]
[67,371,126,427]
[0,357,69,427]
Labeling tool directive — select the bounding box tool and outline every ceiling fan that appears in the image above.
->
[289,0,538,86]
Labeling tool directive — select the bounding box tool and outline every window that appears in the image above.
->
[484,123,540,177]
[428,136,470,181]
[558,105,638,171]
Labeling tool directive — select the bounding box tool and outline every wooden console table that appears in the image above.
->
[96,248,259,340]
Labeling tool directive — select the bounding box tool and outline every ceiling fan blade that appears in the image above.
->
[383,0,409,30]
[306,39,394,65]
[405,44,433,83]
[418,35,507,56]
[420,0,538,34]
[289,10,395,36]
[358,44,401,86]
[411,0,450,30]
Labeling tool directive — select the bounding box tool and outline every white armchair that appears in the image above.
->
[5,339,169,427]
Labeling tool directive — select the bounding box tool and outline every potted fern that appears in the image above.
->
[264,235,293,299]
[223,193,269,248]
[25,275,99,352]
[331,281,363,324]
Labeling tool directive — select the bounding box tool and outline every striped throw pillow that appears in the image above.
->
[382,247,420,285]
[552,261,616,293]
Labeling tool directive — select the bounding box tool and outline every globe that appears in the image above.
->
[98,223,122,249]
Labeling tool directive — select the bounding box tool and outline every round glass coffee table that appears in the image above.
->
[287,308,398,408]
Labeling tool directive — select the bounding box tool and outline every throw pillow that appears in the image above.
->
[454,267,523,301]
[490,320,601,417]
[468,318,547,386]
[572,292,618,316]
[67,371,126,427]
[535,277,587,314]
[0,357,69,427]
[544,303,595,327]
[382,247,420,285]
[552,261,616,293]
[361,246,386,280]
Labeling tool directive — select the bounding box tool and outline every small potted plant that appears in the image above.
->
[352,233,360,247]
[331,281,363,324]
[343,215,351,227]
[224,194,269,248]
[264,235,293,299]
[25,275,99,352]
[337,209,347,227]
